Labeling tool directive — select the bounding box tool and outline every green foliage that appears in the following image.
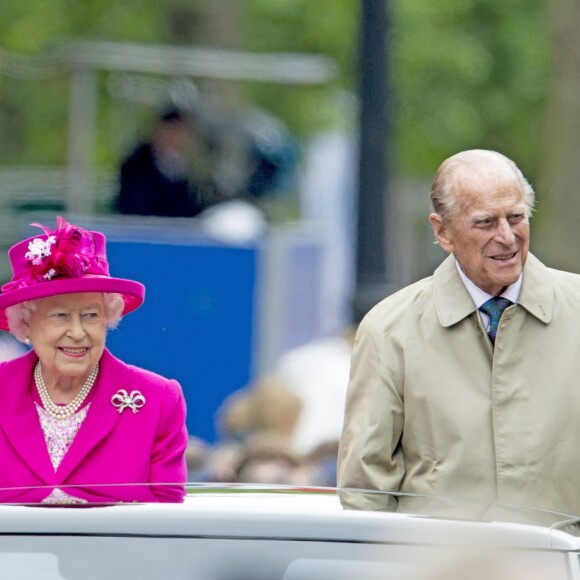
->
[0,0,552,184]
[391,0,550,180]
[242,0,358,135]
[1,1,165,51]
[243,0,550,182]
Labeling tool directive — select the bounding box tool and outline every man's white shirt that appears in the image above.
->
[455,261,522,332]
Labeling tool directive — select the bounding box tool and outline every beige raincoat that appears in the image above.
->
[338,253,580,515]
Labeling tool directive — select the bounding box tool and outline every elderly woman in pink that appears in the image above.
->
[0,216,188,504]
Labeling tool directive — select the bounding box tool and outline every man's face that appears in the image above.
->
[155,121,193,157]
[429,179,530,296]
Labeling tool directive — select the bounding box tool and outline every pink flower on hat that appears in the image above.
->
[23,216,101,283]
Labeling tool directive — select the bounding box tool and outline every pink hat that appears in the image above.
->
[0,216,145,331]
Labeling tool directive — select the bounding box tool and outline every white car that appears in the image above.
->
[0,485,579,580]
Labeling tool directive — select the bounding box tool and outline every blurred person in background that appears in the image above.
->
[115,106,203,218]
[0,216,188,503]
[304,440,340,488]
[198,371,346,487]
[338,149,580,515]
[275,327,354,456]
[234,431,309,485]
[200,376,303,484]
[185,435,210,482]
[268,326,355,487]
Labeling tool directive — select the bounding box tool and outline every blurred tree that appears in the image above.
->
[243,0,358,135]
[0,0,553,186]
[0,1,180,166]
[243,0,551,186]
[534,0,580,272]
[391,0,550,181]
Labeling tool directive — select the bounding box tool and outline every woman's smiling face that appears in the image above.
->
[26,293,107,385]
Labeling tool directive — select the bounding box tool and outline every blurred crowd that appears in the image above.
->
[185,331,354,487]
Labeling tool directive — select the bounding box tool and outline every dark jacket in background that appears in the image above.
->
[115,143,201,218]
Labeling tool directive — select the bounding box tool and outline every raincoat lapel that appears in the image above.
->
[433,255,479,327]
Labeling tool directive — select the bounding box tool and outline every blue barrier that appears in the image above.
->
[105,238,257,442]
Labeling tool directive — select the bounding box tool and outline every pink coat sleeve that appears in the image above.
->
[149,379,188,502]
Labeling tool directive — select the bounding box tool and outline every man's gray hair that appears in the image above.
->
[430,150,536,222]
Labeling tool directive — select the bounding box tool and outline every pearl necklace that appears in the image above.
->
[34,361,99,420]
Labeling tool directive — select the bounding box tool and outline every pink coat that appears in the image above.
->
[0,348,188,503]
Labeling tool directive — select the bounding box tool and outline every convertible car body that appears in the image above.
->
[0,485,579,579]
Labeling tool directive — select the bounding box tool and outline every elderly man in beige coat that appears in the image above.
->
[338,149,580,516]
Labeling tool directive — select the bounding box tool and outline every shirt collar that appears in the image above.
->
[433,254,551,328]
[455,261,522,308]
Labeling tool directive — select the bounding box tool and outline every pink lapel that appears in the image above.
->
[0,351,56,485]
[56,349,123,481]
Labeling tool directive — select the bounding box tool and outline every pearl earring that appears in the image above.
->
[24,337,31,345]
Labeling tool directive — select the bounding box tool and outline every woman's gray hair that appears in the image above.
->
[5,293,125,343]
[430,150,536,222]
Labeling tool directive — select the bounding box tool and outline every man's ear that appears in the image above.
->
[429,213,454,254]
